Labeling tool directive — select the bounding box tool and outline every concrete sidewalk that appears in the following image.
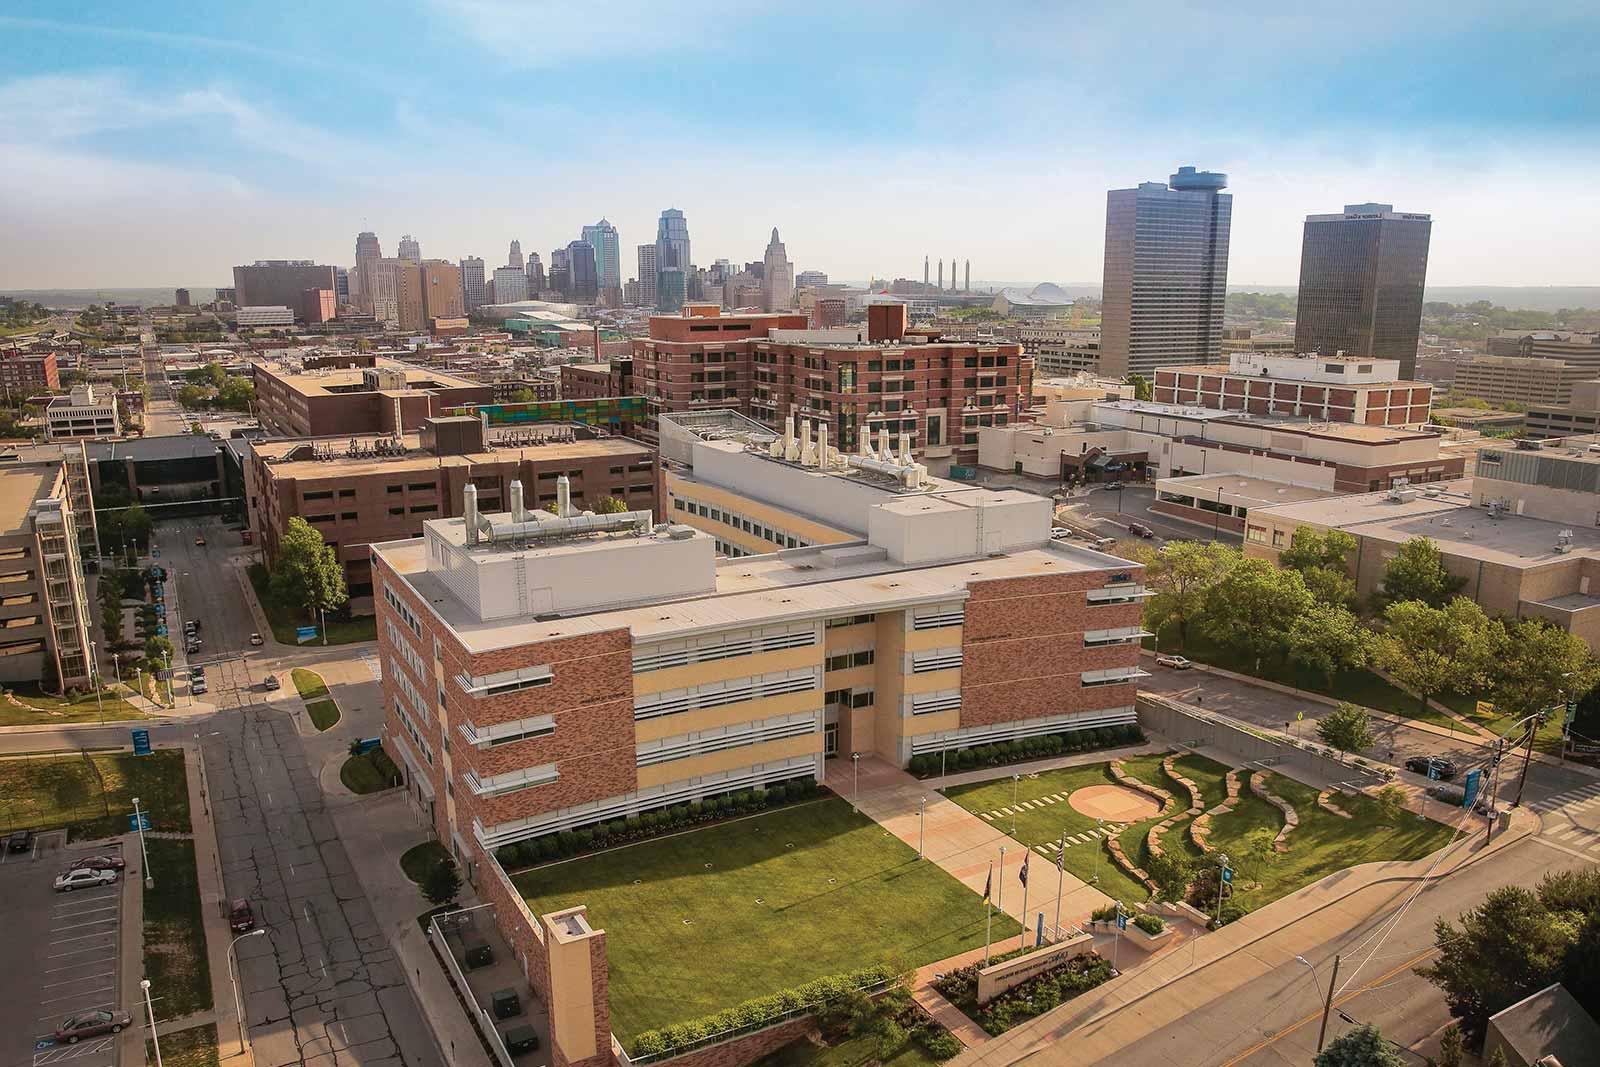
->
[851,757,1115,933]
[919,741,1168,792]
[953,806,1537,1067]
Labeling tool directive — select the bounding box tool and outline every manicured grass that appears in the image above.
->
[512,797,1019,1049]
[944,761,1150,905]
[144,838,213,1018]
[401,840,450,885]
[247,564,376,645]
[305,699,340,731]
[340,747,400,794]
[290,668,328,699]
[0,749,190,838]
[0,683,144,725]
[148,1021,220,1067]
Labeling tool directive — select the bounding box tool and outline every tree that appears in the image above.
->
[1136,541,1240,649]
[1286,603,1371,687]
[1379,537,1465,608]
[1373,598,1502,717]
[1143,851,1193,902]
[1280,527,1357,574]
[1436,1024,1463,1067]
[1236,827,1277,880]
[1202,558,1314,672]
[1373,784,1407,825]
[1124,373,1152,401]
[1317,702,1375,761]
[592,495,629,515]
[175,383,209,409]
[144,635,174,668]
[1416,885,1579,1047]
[507,388,537,403]
[217,375,255,412]
[268,517,348,620]
[119,504,152,548]
[1314,1024,1403,1067]
[1491,618,1600,722]
[422,855,462,906]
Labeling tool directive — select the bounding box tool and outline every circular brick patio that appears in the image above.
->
[1069,784,1163,821]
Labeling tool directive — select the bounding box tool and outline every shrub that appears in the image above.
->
[670,804,690,824]
[956,748,975,770]
[768,784,788,803]
[556,830,578,854]
[1132,913,1165,935]
[632,1032,667,1057]
[688,801,705,820]
[624,816,642,835]
[733,791,752,809]
[1089,902,1122,922]
[608,819,627,837]
[574,828,594,849]
[751,788,768,808]
[922,1030,964,1061]
[496,844,521,867]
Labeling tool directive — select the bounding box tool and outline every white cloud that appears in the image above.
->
[423,0,759,65]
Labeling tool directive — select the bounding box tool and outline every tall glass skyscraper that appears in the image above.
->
[581,219,621,292]
[1295,203,1432,380]
[566,240,599,303]
[1100,166,1232,378]
[656,208,690,272]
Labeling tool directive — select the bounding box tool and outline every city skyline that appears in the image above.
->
[0,3,1595,289]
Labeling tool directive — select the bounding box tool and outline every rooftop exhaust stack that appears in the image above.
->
[508,480,526,522]
[464,483,480,545]
[784,415,800,462]
[800,420,816,466]
[817,423,830,468]
[898,431,912,464]
[877,426,892,462]
[555,474,572,518]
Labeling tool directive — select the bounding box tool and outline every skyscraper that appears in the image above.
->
[508,240,524,270]
[567,240,599,303]
[1100,165,1233,378]
[397,234,421,263]
[656,208,690,273]
[460,256,486,312]
[636,244,658,308]
[492,265,528,304]
[420,260,464,322]
[581,219,621,292]
[657,268,686,313]
[354,231,382,313]
[762,228,795,311]
[526,252,545,296]
[1295,203,1433,379]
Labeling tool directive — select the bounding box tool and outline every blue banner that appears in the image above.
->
[1463,769,1482,809]
[131,729,151,756]
[296,626,318,644]
[128,811,150,832]
[1221,866,1233,884]
[1036,913,1044,946]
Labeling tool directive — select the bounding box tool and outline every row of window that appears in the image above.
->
[912,648,962,673]
[672,497,817,551]
[633,668,818,720]
[383,583,422,638]
[825,649,874,672]
[392,696,434,766]
[912,605,965,630]
[825,688,875,708]
[636,713,817,768]
[632,623,817,673]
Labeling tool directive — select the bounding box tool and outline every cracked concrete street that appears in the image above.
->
[204,700,440,1067]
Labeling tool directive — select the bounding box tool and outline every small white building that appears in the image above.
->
[235,305,294,327]
[45,385,121,441]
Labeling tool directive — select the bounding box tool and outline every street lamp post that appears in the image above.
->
[228,928,266,1055]
[1011,773,1020,835]
[90,639,104,723]
[940,738,948,787]
[141,979,163,1067]
[851,752,860,812]
[132,795,153,889]
[162,649,172,708]
[1112,902,1124,972]
[1093,818,1103,884]
[918,795,926,859]
[1315,954,1342,1053]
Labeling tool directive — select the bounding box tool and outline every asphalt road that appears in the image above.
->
[1090,832,1589,1066]
[1060,485,1245,547]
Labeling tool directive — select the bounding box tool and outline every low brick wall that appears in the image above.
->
[472,844,551,1005]
[641,1017,813,1067]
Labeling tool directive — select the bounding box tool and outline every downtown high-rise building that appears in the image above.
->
[762,228,794,311]
[354,231,382,313]
[1294,203,1432,380]
[566,240,599,303]
[636,244,658,308]
[656,208,690,272]
[397,234,422,263]
[526,252,545,296]
[508,240,524,270]
[492,265,528,304]
[460,256,486,312]
[581,219,621,293]
[1100,165,1233,378]
[420,260,464,322]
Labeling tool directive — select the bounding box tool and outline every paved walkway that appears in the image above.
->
[918,741,1167,792]
[851,757,1116,933]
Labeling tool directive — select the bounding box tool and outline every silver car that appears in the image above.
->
[54,868,118,892]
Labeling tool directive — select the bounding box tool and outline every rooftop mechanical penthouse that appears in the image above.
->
[372,424,1150,868]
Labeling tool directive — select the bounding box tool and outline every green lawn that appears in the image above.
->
[290,668,328,699]
[148,1021,220,1067]
[512,797,1019,1049]
[340,748,400,794]
[0,684,144,725]
[401,840,450,884]
[0,749,190,838]
[305,699,340,731]
[144,838,213,1019]
[247,564,376,645]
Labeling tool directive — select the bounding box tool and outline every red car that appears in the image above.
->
[62,854,125,875]
[230,898,256,932]
[55,1009,132,1043]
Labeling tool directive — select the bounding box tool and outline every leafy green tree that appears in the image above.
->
[1373,598,1502,717]
[1417,883,1582,1047]
[1373,784,1407,825]
[1379,537,1466,608]
[507,388,537,403]
[1280,527,1357,573]
[144,635,174,667]
[1436,1024,1463,1067]
[1316,702,1375,761]
[1143,851,1194,902]
[1202,557,1313,672]
[422,855,462,906]
[217,375,254,412]
[175,383,209,409]
[592,495,629,515]
[1135,540,1240,649]
[1123,373,1152,401]
[119,504,152,548]
[268,517,348,620]
[1491,618,1600,722]
[1313,1024,1403,1067]
[1235,827,1277,880]
[1286,603,1371,687]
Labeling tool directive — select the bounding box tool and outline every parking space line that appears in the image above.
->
[48,917,119,933]
[48,930,116,945]
[51,890,118,906]
[46,948,115,961]
[41,986,113,1004]
[45,956,116,971]
[36,1003,113,1025]
[51,904,119,920]
[44,971,114,988]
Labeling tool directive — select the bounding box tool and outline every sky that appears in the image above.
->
[1,0,1596,291]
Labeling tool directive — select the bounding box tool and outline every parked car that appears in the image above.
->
[229,898,255,932]
[1405,755,1459,780]
[1101,481,1125,492]
[249,632,264,646]
[54,1009,132,1043]
[54,868,118,892]
[1127,522,1155,538]
[62,854,124,874]
[1154,653,1193,669]
[194,535,206,546]
[192,679,208,696]
[263,675,280,691]
[1091,536,1118,549]
[7,829,34,853]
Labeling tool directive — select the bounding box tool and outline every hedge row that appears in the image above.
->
[495,777,821,871]
[906,724,1145,778]
[630,963,898,1057]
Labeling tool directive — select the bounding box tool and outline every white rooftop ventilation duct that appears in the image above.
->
[460,479,653,547]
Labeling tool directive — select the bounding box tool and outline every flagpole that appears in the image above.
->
[1054,830,1065,944]
[1019,858,1029,951]
[984,861,993,964]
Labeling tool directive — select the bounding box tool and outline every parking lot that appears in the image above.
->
[0,839,127,1067]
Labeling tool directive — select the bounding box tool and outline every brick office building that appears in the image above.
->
[251,415,655,603]
[250,357,493,437]
[0,349,60,394]
[632,303,1032,466]
[1152,351,1433,427]
[559,360,634,401]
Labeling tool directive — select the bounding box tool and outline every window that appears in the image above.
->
[338,489,356,498]
[826,614,876,629]
[303,490,333,501]
[825,649,874,672]
[410,504,438,515]
[340,511,357,520]
[407,481,436,492]
[851,690,873,708]
[388,507,405,516]
[307,514,335,524]
[386,484,403,494]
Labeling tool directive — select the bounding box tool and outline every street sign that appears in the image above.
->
[296,625,318,644]
[1463,769,1482,809]
[1427,764,1441,782]
[1476,700,1496,717]
[1296,711,1304,722]
[1115,913,1128,930]
[1221,866,1233,885]
[131,729,152,756]
[128,811,150,832]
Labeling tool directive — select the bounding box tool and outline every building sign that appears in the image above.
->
[975,932,1095,1004]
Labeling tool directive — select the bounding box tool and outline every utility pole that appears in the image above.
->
[1316,955,1342,1053]
[1512,712,1543,808]
[1485,737,1505,842]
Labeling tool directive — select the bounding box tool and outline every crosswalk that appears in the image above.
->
[1530,780,1600,858]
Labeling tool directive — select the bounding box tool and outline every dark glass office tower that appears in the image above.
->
[1295,203,1432,379]
[1100,166,1233,379]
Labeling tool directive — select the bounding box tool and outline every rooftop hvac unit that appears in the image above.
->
[1556,529,1576,554]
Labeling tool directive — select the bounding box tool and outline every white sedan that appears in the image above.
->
[54,868,118,892]
[1154,653,1193,670]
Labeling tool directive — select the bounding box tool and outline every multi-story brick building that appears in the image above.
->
[632,303,1033,466]
[0,349,60,395]
[1451,355,1580,408]
[558,360,634,401]
[1152,352,1433,427]
[0,457,94,689]
[251,415,655,603]
[249,357,492,437]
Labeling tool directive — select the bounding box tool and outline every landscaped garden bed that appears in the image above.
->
[932,948,1113,1035]
[906,723,1144,778]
